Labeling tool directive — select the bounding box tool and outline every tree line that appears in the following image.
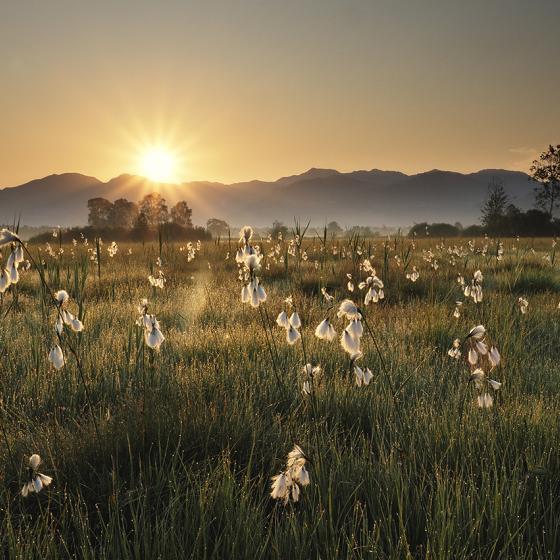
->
[20,192,213,244]
[411,144,560,237]
[87,193,193,229]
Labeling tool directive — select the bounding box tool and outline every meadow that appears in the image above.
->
[0,228,559,559]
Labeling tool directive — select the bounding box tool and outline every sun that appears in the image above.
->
[138,147,177,182]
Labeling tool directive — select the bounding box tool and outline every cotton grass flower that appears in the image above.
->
[0,268,10,293]
[467,325,486,340]
[239,225,253,244]
[68,313,84,333]
[302,363,322,377]
[8,261,19,284]
[464,270,483,303]
[277,306,302,345]
[487,379,502,391]
[453,301,462,318]
[452,325,503,409]
[488,346,501,368]
[270,472,289,501]
[470,368,486,388]
[286,325,301,345]
[237,226,267,308]
[136,299,164,350]
[358,268,385,305]
[346,318,363,339]
[144,315,165,350]
[477,393,493,409]
[447,338,461,359]
[355,365,373,386]
[249,278,267,307]
[48,344,65,369]
[341,327,360,356]
[406,266,420,282]
[0,228,20,246]
[276,311,289,328]
[321,287,334,303]
[244,253,262,274]
[270,444,310,504]
[337,299,361,320]
[467,348,478,365]
[314,318,336,341]
[1,239,26,289]
[53,289,84,333]
[148,272,165,289]
[518,297,529,314]
[21,454,52,497]
[54,290,69,305]
[301,363,322,395]
[288,312,301,329]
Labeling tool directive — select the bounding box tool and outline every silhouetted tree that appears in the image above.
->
[138,193,169,226]
[505,203,521,219]
[206,218,230,237]
[326,221,343,237]
[530,144,560,218]
[347,225,374,237]
[409,222,460,237]
[481,179,509,232]
[109,198,139,228]
[170,201,193,227]
[87,198,113,228]
[270,220,288,239]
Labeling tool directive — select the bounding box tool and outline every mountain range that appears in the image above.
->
[0,168,536,228]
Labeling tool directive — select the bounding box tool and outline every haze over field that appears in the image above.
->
[0,167,536,228]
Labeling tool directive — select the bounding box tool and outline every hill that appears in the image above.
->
[0,168,535,228]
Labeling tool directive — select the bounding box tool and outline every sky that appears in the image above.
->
[1,0,559,186]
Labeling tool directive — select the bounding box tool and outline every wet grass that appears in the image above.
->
[0,235,558,558]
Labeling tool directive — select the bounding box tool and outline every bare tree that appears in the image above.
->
[530,144,560,218]
[481,178,509,232]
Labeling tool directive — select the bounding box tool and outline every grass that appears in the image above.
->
[0,233,559,558]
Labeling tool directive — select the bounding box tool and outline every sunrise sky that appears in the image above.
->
[1,0,559,187]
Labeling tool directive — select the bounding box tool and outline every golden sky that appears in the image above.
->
[1,0,559,186]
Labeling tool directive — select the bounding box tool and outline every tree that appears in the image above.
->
[481,179,509,232]
[87,198,113,228]
[170,201,193,228]
[138,193,169,226]
[326,221,343,237]
[134,211,149,230]
[109,198,139,228]
[530,144,560,218]
[347,225,374,237]
[270,220,288,239]
[206,218,230,237]
[505,203,521,219]
[408,222,460,237]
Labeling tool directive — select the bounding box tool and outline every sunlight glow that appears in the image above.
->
[138,147,177,182]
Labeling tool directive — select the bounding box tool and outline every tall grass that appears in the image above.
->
[0,235,558,558]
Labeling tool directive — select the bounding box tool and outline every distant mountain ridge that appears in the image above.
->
[0,167,535,228]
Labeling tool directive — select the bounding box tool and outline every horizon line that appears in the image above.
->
[2,165,528,190]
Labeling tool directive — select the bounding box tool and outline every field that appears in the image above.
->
[0,230,559,559]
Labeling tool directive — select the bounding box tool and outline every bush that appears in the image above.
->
[29,224,211,244]
[409,222,460,238]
